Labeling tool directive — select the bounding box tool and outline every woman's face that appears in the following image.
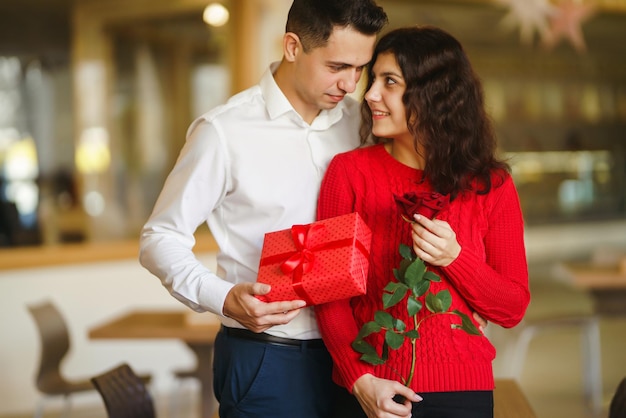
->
[364,52,410,141]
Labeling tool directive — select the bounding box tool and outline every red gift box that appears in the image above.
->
[256,212,372,306]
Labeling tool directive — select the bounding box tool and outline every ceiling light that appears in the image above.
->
[203,3,229,27]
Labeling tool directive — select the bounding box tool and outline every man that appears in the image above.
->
[139,1,388,417]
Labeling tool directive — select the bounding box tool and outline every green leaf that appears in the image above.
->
[412,279,431,297]
[437,290,453,311]
[383,285,408,309]
[426,289,452,313]
[453,310,482,336]
[384,281,405,293]
[404,329,419,339]
[385,329,405,350]
[374,311,394,329]
[396,258,413,284]
[399,243,414,260]
[407,296,422,317]
[381,340,389,361]
[351,339,377,355]
[360,352,386,365]
[392,317,406,332]
[423,271,441,282]
[354,321,381,340]
[405,258,426,288]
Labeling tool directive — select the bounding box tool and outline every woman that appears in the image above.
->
[315,26,530,418]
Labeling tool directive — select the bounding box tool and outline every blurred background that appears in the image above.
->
[0,0,625,417]
[0,0,625,247]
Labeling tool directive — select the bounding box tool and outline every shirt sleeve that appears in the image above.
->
[442,175,530,328]
[315,155,375,391]
[139,119,234,315]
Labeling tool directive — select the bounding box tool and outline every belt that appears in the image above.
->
[221,325,326,349]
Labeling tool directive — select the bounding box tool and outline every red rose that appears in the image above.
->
[394,191,450,222]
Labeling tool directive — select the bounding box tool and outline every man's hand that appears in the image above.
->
[352,374,422,418]
[223,282,306,333]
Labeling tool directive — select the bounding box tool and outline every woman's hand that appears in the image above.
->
[411,214,461,267]
[352,374,422,418]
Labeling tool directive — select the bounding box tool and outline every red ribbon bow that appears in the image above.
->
[280,225,318,275]
[278,224,325,304]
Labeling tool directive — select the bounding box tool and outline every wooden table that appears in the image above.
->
[494,379,536,418]
[559,261,626,316]
[89,309,221,418]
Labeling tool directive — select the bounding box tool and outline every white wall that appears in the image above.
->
[0,252,216,416]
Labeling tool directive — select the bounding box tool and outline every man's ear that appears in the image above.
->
[283,32,301,62]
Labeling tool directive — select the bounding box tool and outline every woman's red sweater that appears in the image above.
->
[315,144,530,393]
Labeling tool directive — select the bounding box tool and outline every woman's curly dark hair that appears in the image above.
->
[360,26,509,197]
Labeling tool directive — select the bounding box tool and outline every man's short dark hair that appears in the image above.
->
[286,0,388,52]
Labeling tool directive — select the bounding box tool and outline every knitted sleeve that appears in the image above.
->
[315,154,375,391]
[442,175,530,328]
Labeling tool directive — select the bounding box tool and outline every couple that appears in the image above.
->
[139,1,530,417]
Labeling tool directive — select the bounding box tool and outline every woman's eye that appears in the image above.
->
[386,77,396,85]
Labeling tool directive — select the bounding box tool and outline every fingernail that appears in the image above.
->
[414,394,423,401]
[413,214,421,221]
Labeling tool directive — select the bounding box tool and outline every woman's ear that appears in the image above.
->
[283,32,301,62]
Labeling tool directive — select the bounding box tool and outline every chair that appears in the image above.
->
[506,314,603,416]
[27,300,151,418]
[91,363,156,418]
[609,377,626,418]
[27,300,98,418]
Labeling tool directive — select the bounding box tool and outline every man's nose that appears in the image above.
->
[338,70,359,93]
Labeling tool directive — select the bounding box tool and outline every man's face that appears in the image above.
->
[291,26,376,122]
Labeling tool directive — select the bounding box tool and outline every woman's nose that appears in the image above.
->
[365,87,381,102]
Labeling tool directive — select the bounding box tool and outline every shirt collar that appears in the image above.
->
[260,62,349,129]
